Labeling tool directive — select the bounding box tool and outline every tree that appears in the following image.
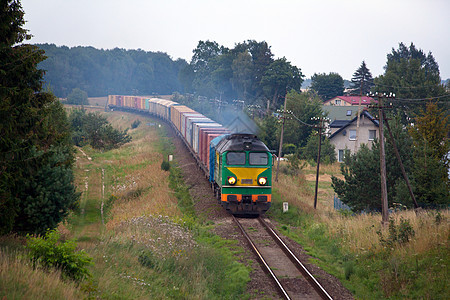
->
[1,0,79,234]
[408,102,449,206]
[374,42,447,122]
[258,114,279,151]
[283,90,323,148]
[66,88,88,105]
[233,40,274,101]
[69,109,132,151]
[231,51,253,101]
[332,144,381,211]
[310,72,344,101]
[348,61,374,95]
[300,134,336,164]
[260,57,304,109]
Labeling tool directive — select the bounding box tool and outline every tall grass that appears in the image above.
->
[0,249,83,299]
[73,110,249,299]
[270,159,450,299]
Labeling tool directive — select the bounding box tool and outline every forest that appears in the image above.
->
[37,43,187,97]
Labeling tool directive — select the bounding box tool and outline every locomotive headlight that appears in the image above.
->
[227,176,237,185]
[258,177,267,186]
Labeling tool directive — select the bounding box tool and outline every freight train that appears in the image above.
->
[107,95,272,215]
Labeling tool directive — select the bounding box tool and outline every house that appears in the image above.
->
[324,106,379,162]
[323,95,376,106]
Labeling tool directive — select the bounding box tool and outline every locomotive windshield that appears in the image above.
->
[249,152,268,165]
[226,152,246,165]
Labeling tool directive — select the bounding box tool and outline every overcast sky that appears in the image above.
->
[21,0,450,80]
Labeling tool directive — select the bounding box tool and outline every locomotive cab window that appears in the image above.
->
[249,152,268,165]
[226,152,246,165]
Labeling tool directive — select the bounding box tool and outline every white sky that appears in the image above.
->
[21,0,450,80]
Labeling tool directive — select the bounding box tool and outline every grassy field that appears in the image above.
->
[269,161,449,299]
[1,109,249,299]
[1,107,448,299]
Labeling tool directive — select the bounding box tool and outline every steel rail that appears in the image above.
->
[258,217,333,300]
[232,215,291,300]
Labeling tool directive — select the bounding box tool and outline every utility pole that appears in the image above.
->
[354,79,363,152]
[372,92,389,225]
[313,117,323,209]
[382,109,419,209]
[275,94,288,182]
[312,116,330,209]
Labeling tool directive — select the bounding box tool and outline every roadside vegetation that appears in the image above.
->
[1,109,249,299]
[268,161,449,299]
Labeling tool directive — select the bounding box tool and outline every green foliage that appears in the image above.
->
[258,114,279,151]
[377,217,415,248]
[66,88,88,105]
[284,90,323,148]
[300,134,336,164]
[408,102,449,206]
[131,119,141,129]
[26,229,93,282]
[181,39,303,108]
[374,42,447,122]
[332,144,381,211]
[349,61,374,95]
[1,1,79,234]
[161,160,170,171]
[261,57,304,108]
[37,43,186,97]
[69,109,132,150]
[310,72,345,101]
[14,146,80,235]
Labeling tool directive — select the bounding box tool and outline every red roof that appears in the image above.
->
[325,96,377,105]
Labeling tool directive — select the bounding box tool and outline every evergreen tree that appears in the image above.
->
[374,42,447,123]
[408,102,449,206]
[349,61,374,95]
[0,0,79,234]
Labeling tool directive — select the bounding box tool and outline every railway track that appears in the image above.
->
[232,215,333,300]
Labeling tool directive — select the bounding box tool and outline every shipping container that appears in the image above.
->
[186,117,213,146]
[181,113,204,138]
[170,105,196,133]
[199,128,229,166]
[193,122,222,154]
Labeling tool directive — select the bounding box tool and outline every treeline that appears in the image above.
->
[37,40,304,109]
[37,43,187,98]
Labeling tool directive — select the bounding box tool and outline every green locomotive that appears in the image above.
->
[210,134,272,215]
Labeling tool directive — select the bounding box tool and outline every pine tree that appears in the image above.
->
[1,0,79,234]
[349,61,374,95]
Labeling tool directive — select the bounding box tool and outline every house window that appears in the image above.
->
[335,99,341,105]
[349,129,357,140]
[338,150,345,162]
[369,130,376,140]
[346,110,352,116]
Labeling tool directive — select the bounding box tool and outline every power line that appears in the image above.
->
[393,94,450,102]
[374,82,447,90]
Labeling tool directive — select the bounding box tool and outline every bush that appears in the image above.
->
[161,160,170,171]
[26,229,93,282]
[131,119,141,129]
[377,217,415,248]
[66,88,88,105]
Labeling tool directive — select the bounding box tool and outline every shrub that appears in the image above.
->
[377,217,415,248]
[161,160,170,171]
[131,119,141,129]
[26,229,93,282]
